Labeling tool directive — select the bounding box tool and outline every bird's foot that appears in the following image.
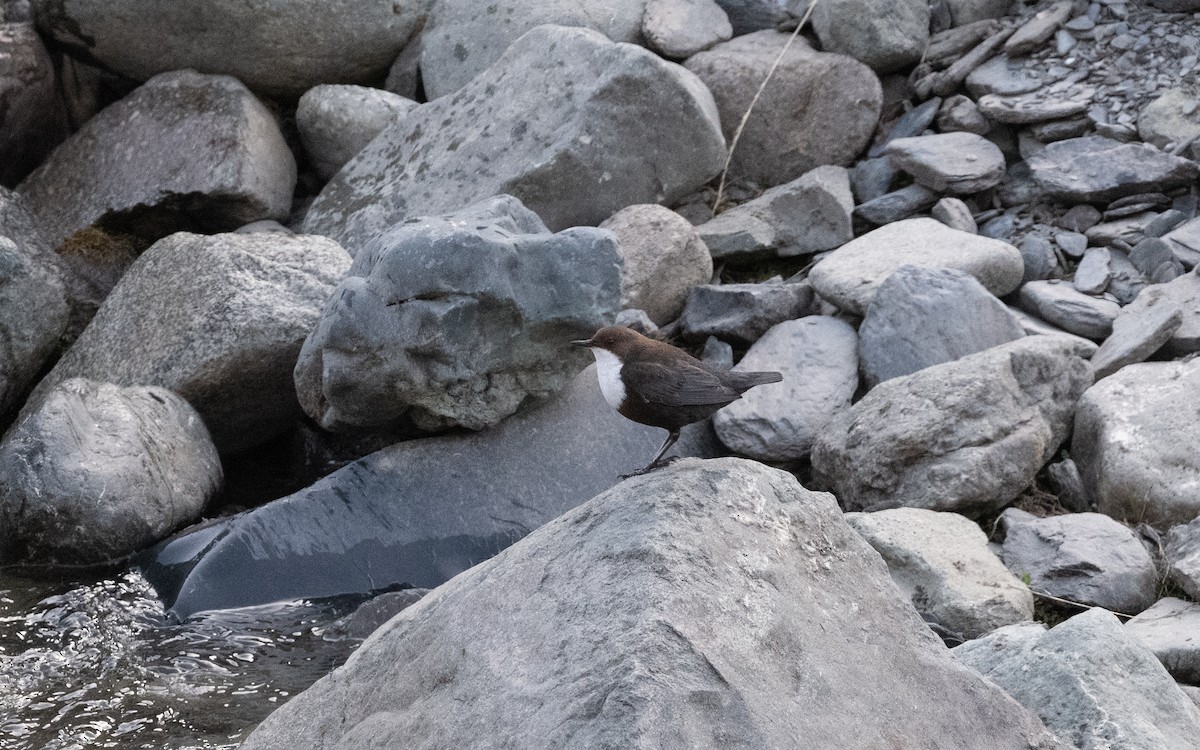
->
[618,456,682,480]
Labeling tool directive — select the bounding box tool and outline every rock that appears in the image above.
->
[1003,0,1073,57]
[1090,296,1182,380]
[945,0,1009,26]
[1147,0,1200,9]
[858,266,1025,388]
[700,335,734,369]
[1166,518,1200,601]
[809,217,1025,316]
[1122,272,1200,354]
[1086,211,1157,248]
[917,22,1012,98]
[1016,281,1120,340]
[22,232,351,455]
[1055,230,1088,257]
[965,55,1043,98]
[1162,217,1200,268]
[883,132,1005,195]
[1072,247,1111,294]
[1130,237,1185,282]
[1007,307,1100,355]
[679,278,813,344]
[304,26,725,253]
[1058,204,1103,233]
[238,459,1063,750]
[1125,598,1200,684]
[1019,234,1059,283]
[1106,248,1151,305]
[30,0,426,98]
[1029,117,1090,143]
[684,31,881,188]
[931,197,977,233]
[849,156,897,203]
[937,94,991,135]
[0,378,221,565]
[16,70,296,249]
[999,508,1157,614]
[0,22,67,187]
[977,92,1090,124]
[853,184,940,225]
[713,317,857,461]
[697,165,854,261]
[812,336,1092,517]
[1026,136,1200,204]
[296,85,417,181]
[296,196,619,432]
[613,308,657,335]
[1139,88,1200,152]
[1046,458,1089,513]
[0,232,68,416]
[847,508,1033,639]
[642,0,732,58]
[869,98,941,158]
[1073,359,1200,528]
[140,366,719,618]
[328,589,431,642]
[809,0,929,74]
[600,204,711,325]
[955,609,1200,749]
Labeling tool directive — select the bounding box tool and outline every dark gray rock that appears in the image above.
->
[1138,88,1200,153]
[328,589,431,641]
[931,197,977,233]
[0,378,221,565]
[884,132,1005,194]
[0,22,67,187]
[858,266,1025,388]
[1130,237,1185,282]
[1166,518,1200,601]
[1086,212,1157,248]
[642,0,732,58]
[1106,249,1151,305]
[1162,217,1200,268]
[239,459,1062,750]
[1072,247,1111,294]
[1016,281,1120,340]
[1147,0,1200,9]
[1026,136,1200,204]
[1054,230,1088,258]
[1008,307,1100,355]
[812,336,1092,517]
[1029,117,1090,143]
[16,70,296,249]
[849,156,897,203]
[1020,234,1059,282]
[853,184,940,224]
[304,26,724,253]
[296,85,417,181]
[0,230,68,415]
[1122,272,1200,354]
[713,0,786,35]
[869,97,941,158]
[1058,204,1102,233]
[809,0,929,74]
[1046,458,1089,513]
[937,94,991,135]
[1090,295,1182,380]
[1125,598,1200,685]
[679,278,813,343]
[296,196,620,432]
[1003,0,1073,57]
[945,0,1009,26]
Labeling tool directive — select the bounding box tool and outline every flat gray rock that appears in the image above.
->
[679,278,813,344]
[1129,237,1185,282]
[1027,136,1200,204]
[239,459,1062,750]
[1072,247,1111,294]
[1122,271,1200,354]
[1008,307,1100,355]
[1125,598,1200,684]
[931,196,978,233]
[945,0,1009,25]
[713,0,785,34]
[937,94,991,135]
[1016,280,1120,340]
[977,92,1090,125]
[884,132,1005,194]
[853,184,940,225]
[1138,88,1200,153]
[713,316,858,461]
[16,70,295,249]
[1166,518,1200,601]
[0,22,67,187]
[303,25,724,253]
[965,54,1043,98]
[1090,295,1182,379]
[812,336,1092,517]
[809,217,1025,316]
[1162,217,1200,268]
[1003,0,1072,56]
[955,608,1200,750]
[642,0,731,58]
[1073,359,1200,527]
[0,231,68,416]
[21,232,351,454]
[810,0,929,74]
[297,85,417,181]
[0,378,221,565]
[296,196,620,432]
[847,508,1033,639]
[858,265,1025,388]
[868,97,941,158]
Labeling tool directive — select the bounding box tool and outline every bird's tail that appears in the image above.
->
[729,371,783,390]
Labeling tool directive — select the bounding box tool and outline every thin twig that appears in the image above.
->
[1030,589,1135,620]
[711,0,822,215]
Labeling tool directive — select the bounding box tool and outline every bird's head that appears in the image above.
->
[571,325,645,359]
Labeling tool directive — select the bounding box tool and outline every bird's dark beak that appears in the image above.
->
[571,339,592,348]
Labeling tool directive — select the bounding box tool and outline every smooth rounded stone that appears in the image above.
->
[931,197,977,233]
[1020,234,1059,283]
[849,156,897,203]
[1007,306,1100,355]
[1139,88,1200,152]
[809,217,1025,316]
[22,232,351,455]
[955,608,1200,750]
[1123,272,1200,354]
[883,132,1005,195]
[30,0,426,98]
[1027,136,1200,204]
[1016,280,1120,340]
[977,92,1090,125]
[1003,0,1074,57]
[1130,237,1185,281]
[1166,518,1200,601]
[812,336,1093,517]
[698,165,854,261]
[296,196,619,432]
[965,55,1043,98]
[858,266,1025,389]
[0,235,68,415]
[141,366,719,618]
[1073,247,1111,294]
[1058,204,1102,233]
[1054,230,1088,258]
[853,184,940,225]
[599,204,711,325]
[868,98,941,159]
[0,22,67,187]
[239,459,1062,750]
[685,31,882,188]
[1090,295,1182,380]
[713,317,857,461]
[999,508,1157,614]
[296,85,417,181]
[679,278,813,344]
[0,378,221,565]
[1073,359,1200,528]
[809,0,928,74]
[945,0,1009,25]
[937,94,990,135]
[642,0,732,58]
[1125,598,1200,684]
[304,26,725,253]
[16,70,296,249]
[847,508,1034,640]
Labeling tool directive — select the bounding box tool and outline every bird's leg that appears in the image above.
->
[620,429,681,479]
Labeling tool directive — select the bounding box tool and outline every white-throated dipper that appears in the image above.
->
[573,326,783,477]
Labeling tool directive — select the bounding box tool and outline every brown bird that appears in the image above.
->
[573,326,783,477]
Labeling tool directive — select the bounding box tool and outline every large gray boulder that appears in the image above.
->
[955,609,1200,750]
[21,232,351,454]
[1073,359,1200,527]
[1125,598,1200,685]
[239,459,1062,750]
[0,230,69,415]
[296,85,418,181]
[679,278,813,344]
[1166,517,1200,601]
[813,336,1093,516]
[684,31,881,188]
[1122,271,1200,355]
[883,132,1006,194]
[0,378,221,565]
[1026,136,1200,203]
[16,70,296,249]
[0,22,68,187]
[303,25,725,253]
[809,0,928,74]
[30,0,428,98]
[295,196,620,432]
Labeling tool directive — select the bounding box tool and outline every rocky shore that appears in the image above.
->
[2,0,1200,747]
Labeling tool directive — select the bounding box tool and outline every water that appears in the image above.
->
[0,570,365,749]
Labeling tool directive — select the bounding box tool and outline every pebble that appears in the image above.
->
[1073,247,1112,294]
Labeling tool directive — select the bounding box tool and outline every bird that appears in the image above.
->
[572,326,783,477]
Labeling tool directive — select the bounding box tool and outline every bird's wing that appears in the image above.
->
[621,361,742,406]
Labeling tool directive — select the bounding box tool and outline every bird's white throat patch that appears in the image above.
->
[589,348,626,409]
